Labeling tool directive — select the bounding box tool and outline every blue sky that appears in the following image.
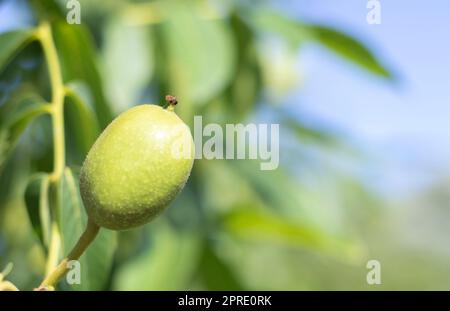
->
[278,0,450,195]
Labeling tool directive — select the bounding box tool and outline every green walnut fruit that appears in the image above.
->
[79,99,194,230]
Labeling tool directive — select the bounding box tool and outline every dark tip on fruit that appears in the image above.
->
[165,95,178,110]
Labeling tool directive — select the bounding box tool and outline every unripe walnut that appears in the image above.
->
[79,102,194,230]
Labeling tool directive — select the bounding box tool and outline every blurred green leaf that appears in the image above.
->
[197,160,261,215]
[229,161,303,215]
[60,168,117,290]
[30,0,66,21]
[229,159,367,237]
[160,1,235,105]
[24,173,51,248]
[223,208,365,263]
[224,13,262,119]
[114,221,201,290]
[198,242,244,290]
[251,10,311,48]
[102,16,154,113]
[51,22,113,128]
[0,94,49,170]
[280,111,343,148]
[252,10,392,78]
[0,30,36,74]
[64,82,100,165]
[305,25,392,78]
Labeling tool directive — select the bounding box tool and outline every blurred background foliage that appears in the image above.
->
[1,0,450,290]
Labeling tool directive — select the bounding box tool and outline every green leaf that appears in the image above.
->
[280,111,343,148]
[24,173,51,248]
[114,220,201,290]
[223,209,365,263]
[102,16,154,113]
[251,10,392,78]
[228,158,356,228]
[159,1,235,105]
[197,160,261,215]
[251,10,311,48]
[198,242,244,290]
[60,168,117,290]
[29,0,66,21]
[64,82,100,165]
[228,161,303,215]
[305,25,392,78]
[0,29,36,74]
[51,22,113,128]
[0,94,49,170]
[224,13,262,120]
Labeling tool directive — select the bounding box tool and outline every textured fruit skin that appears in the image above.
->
[79,104,194,230]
